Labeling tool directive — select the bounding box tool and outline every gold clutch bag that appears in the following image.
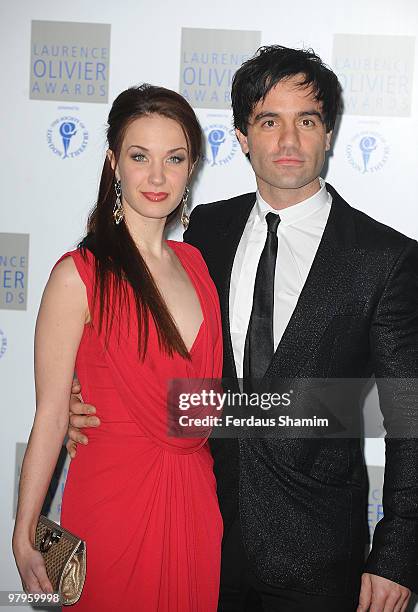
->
[34,515,86,606]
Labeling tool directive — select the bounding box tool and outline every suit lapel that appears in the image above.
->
[216,193,256,381]
[265,185,365,379]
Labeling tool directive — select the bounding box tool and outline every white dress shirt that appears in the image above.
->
[229,178,332,378]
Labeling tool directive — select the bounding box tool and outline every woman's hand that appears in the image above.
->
[13,538,54,594]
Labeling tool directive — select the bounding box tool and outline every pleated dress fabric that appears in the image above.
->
[59,242,223,611]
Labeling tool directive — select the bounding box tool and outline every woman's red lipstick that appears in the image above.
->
[141,192,169,202]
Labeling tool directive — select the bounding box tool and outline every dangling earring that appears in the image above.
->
[113,179,124,225]
[181,186,190,229]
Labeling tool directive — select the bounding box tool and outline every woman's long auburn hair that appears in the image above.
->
[81,84,202,360]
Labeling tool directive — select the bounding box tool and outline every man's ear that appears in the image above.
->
[325,130,333,152]
[235,129,250,155]
[107,149,120,180]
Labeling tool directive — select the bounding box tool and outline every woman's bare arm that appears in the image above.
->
[12,257,88,592]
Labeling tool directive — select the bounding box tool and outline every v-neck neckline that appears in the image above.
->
[165,240,205,355]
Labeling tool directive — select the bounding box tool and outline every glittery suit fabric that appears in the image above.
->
[184,183,418,595]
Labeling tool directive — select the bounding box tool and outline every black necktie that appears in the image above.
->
[243,212,281,389]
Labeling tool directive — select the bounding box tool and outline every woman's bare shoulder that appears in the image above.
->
[49,254,84,289]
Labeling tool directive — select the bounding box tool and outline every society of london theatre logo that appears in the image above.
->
[47,116,88,159]
[346,131,389,174]
[203,124,239,167]
[0,329,7,359]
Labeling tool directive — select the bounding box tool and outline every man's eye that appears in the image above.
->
[263,119,276,128]
[301,118,315,126]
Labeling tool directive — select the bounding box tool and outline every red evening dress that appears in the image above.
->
[59,241,223,611]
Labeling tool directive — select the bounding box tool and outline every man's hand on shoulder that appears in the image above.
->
[66,378,100,458]
[357,572,411,612]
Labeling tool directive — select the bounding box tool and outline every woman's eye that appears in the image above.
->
[132,153,147,162]
[167,155,184,164]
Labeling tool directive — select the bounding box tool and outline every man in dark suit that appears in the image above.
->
[68,46,418,611]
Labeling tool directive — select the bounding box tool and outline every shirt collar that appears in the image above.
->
[255,177,329,227]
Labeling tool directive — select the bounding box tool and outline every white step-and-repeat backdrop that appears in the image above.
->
[1,0,417,608]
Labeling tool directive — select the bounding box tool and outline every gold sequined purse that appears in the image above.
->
[34,516,86,606]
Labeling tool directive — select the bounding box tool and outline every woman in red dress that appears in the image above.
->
[13,85,223,611]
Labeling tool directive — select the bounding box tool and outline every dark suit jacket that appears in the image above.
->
[183,183,418,595]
